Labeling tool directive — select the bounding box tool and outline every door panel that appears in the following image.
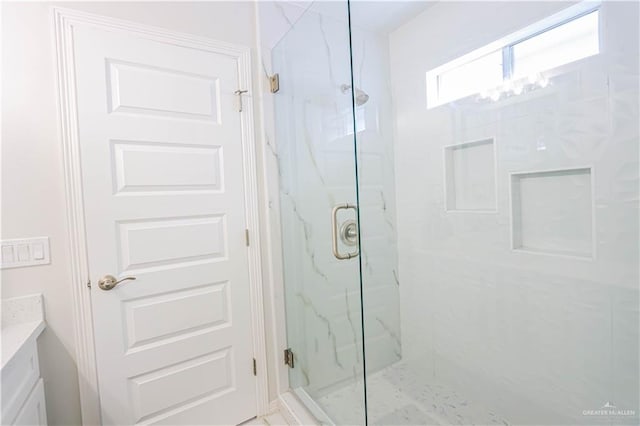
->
[111,142,222,193]
[106,60,221,120]
[73,24,256,425]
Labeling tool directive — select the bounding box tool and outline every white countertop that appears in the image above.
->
[1,320,46,370]
[1,294,46,370]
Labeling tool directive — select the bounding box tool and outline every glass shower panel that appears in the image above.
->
[271,2,366,423]
[351,1,639,425]
[311,4,403,423]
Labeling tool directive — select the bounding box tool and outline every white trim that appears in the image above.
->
[53,7,270,424]
[252,1,291,400]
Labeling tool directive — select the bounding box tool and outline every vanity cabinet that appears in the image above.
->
[1,330,47,425]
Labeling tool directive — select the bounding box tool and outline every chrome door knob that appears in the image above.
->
[98,274,136,291]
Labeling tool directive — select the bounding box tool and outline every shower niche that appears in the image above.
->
[510,167,594,258]
[444,138,497,212]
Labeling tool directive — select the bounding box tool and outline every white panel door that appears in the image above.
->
[72,24,257,425]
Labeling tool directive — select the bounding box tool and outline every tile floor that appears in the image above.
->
[241,410,290,426]
[316,361,510,426]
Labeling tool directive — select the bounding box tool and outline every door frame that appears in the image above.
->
[53,7,270,424]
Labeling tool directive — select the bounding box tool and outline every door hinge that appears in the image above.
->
[284,348,294,368]
[253,358,257,376]
[269,74,280,94]
[87,279,91,289]
[245,229,250,246]
[234,89,248,112]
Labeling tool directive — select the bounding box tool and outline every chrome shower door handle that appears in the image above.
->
[332,203,359,260]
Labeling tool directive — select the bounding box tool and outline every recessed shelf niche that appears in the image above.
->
[444,138,497,212]
[510,167,594,258]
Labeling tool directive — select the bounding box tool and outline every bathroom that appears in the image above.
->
[1,1,638,425]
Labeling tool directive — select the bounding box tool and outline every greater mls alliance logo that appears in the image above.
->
[582,401,636,417]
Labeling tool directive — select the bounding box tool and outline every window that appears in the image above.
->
[437,51,504,106]
[426,2,600,109]
[512,11,600,79]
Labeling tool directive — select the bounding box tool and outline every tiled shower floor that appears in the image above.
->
[316,362,510,425]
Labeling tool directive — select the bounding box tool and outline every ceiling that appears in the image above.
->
[347,1,436,34]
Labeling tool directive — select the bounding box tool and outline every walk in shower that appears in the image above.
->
[267,1,639,424]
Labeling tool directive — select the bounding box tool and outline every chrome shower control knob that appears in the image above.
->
[340,220,358,247]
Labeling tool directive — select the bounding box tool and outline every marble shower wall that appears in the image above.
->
[257,0,401,405]
[350,20,402,374]
[390,1,639,424]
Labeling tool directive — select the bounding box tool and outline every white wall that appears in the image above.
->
[390,1,639,424]
[1,2,262,424]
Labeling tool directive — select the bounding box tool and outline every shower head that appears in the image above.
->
[340,84,370,106]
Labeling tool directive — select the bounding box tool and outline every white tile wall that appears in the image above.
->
[389,1,639,424]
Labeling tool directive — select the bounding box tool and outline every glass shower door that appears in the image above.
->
[348,1,640,425]
[271,2,367,423]
[270,1,639,424]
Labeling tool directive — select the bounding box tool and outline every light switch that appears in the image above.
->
[17,244,30,261]
[2,246,15,264]
[0,237,50,269]
[32,243,45,260]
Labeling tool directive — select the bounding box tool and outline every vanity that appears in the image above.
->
[1,294,47,425]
